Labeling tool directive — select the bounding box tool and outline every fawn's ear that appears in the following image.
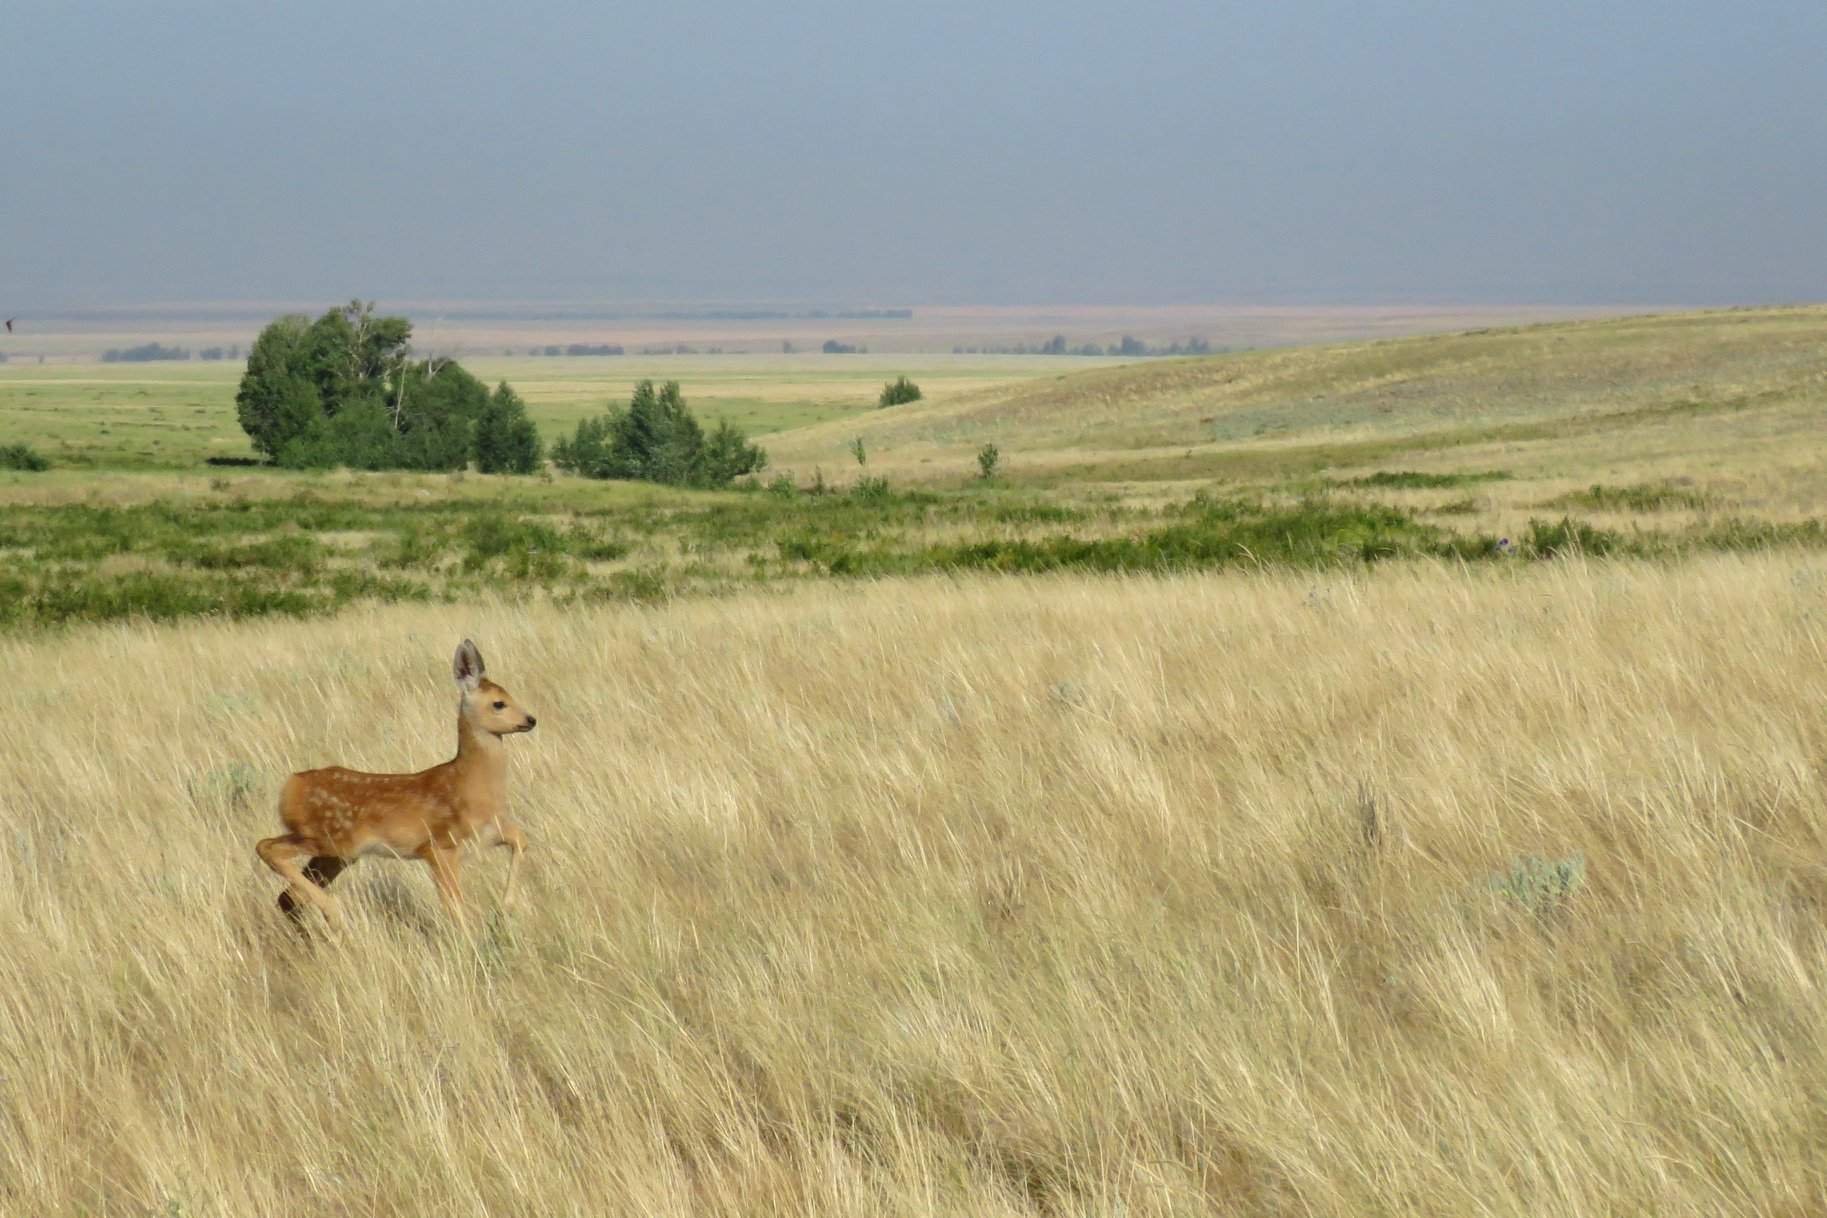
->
[453,639,486,691]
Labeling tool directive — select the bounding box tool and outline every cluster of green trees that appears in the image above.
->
[234,301,541,473]
[552,379,766,487]
[102,343,189,363]
[950,335,1218,357]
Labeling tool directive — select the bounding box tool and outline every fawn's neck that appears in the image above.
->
[454,714,509,796]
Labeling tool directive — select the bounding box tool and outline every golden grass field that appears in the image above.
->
[4,304,1827,1215]
[6,557,1827,1216]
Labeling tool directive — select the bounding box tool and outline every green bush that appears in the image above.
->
[552,380,766,488]
[878,376,922,407]
[1524,516,1621,558]
[977,443,1001,480]
[0,443,50,471]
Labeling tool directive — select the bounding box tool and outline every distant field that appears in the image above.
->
[0,355,1088,469]
[0,300,1633,363]
[3,306,1825,629]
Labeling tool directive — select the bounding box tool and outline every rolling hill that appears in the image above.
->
[763,306,1827,501]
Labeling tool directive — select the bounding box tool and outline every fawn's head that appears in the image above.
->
[453,639,536,736]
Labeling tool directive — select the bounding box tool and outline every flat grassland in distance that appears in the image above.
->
[6,561,1827,1215]
[0,355,1086,470]
[6,304,1827,1214]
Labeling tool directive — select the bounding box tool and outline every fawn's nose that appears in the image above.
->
[524,715,537,730]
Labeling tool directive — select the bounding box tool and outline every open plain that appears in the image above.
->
[3,305,1827,1215]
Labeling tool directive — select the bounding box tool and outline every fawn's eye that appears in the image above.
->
[492,700,506,710]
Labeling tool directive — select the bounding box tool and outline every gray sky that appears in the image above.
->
[4,0,1823,310]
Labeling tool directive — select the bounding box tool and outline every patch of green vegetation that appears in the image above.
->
[0,443,51,471]
[1338,470,1511,490]
[779,497,1478,578]
[1687,517,1827,552]
[1521,516,1623,558]
[878,375,923,407]
[1543,481,1713,513]
[8,469,1827,632]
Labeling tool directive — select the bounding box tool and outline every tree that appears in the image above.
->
[552,380,765,487]
[236,314,315,459]
[475,383,544,474]
[236,302,544,473]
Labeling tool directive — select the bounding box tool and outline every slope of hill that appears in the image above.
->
[762,306,1827,493]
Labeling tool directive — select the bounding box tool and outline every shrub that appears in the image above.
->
[1547,482,1711,513]
[878,376,922,407]
[1486,854,1586,920]
[1524,516,1620,558]
[977,443,1001,480]
[552,380,766,488]
[0,443,50,472]
[851,475,892,503]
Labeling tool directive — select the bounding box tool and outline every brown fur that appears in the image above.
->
[256,640,535,929]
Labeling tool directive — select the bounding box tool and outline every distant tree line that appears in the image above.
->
[102,343,190,363]
[235,300,541,473]
[527,343,625,357]
[198,346,242,361]
[647,308,911,321]
[822,339,868,354]
[552,379,765,488]
[952,335,1222,358]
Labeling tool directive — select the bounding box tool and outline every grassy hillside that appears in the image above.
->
[7,560,1827,1215]
[766,306,1827,494]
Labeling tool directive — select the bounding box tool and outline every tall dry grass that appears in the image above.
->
[4,557,1827,1216]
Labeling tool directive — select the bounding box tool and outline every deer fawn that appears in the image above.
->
[256,639,536,929]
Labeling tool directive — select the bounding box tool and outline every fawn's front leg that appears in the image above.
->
[491,819,528,908]
[420,846,466,926]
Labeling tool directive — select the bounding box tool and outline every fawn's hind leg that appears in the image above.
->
[257,835,344,927]
[276,855,352,923]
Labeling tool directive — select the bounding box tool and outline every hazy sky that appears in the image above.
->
[4,0,1823,309]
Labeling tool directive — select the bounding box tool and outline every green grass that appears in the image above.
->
[6,468,1824,630]
[1336,470,1512,490]
[0,355,1074,470]
[1542,481,1714,513]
